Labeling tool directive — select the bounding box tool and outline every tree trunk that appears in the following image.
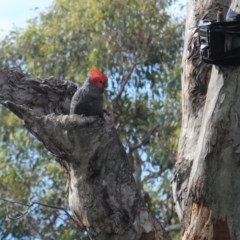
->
[172,0,240,239]
[0,69,169,240]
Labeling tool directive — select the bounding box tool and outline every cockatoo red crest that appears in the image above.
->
[90,67,108,88]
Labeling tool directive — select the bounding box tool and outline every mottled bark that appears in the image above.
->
[172,0,240,239]
[0,69,169,240]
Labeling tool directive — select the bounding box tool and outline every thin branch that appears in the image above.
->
[165,223,181,232]
[0,197,81,228]
[0,198,28,207]
[142,170,162,183]
[113,62,140,101]
[129,124,160,152]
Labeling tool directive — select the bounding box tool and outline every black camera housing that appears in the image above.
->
[199,21,240,65]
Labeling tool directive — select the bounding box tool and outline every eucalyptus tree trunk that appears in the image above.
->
[172,0,240,239]
[0,69,169,240]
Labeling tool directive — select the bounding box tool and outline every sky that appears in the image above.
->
[0,0,53,39]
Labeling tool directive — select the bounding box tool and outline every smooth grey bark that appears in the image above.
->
[172,0,240,239]
[0,69,170,240]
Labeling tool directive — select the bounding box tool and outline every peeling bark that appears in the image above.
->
[173,0,240,239]
[0,69,169,240]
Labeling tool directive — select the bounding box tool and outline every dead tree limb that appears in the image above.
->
[0,69,169,240]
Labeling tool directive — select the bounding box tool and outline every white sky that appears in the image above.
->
[0,0,53,38]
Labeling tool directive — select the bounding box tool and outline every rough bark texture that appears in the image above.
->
[0,69,169,240]
[172,0,240,239]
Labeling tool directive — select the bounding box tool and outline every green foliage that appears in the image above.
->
[0,0,184,238]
